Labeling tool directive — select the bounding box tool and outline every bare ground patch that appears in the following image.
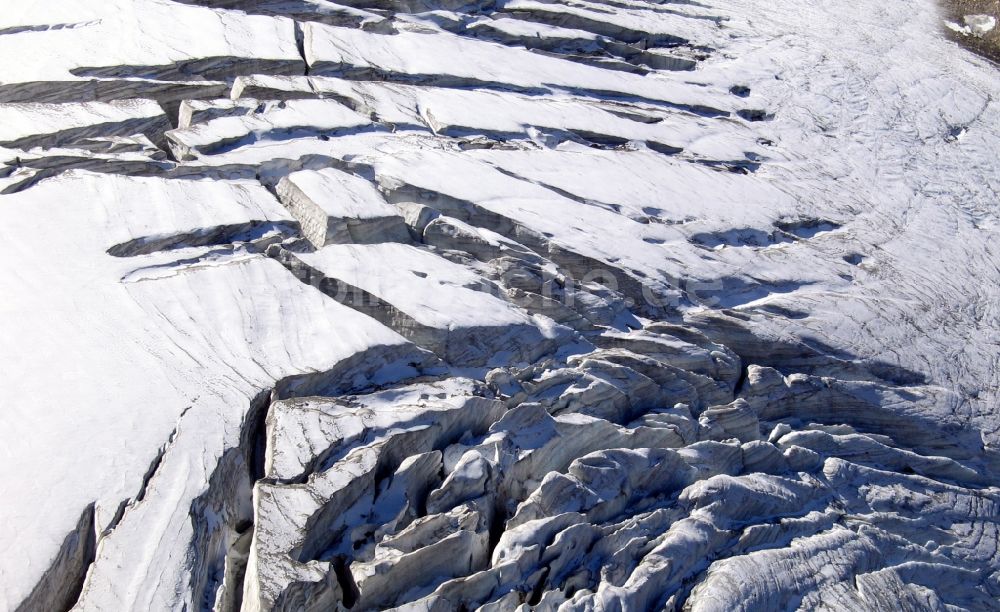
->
[940,0,1000,63]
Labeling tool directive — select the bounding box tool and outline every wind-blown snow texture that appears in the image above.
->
[0,0,998,610]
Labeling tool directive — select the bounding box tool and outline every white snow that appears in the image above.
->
[96,176,293,250]
[303,22,732,111]
[946,14,997,36]
[281,168,399,222]
[296,242,532,329]
[1,0,999,609]
[0,0,300,103]
[0,100,166,148]
[0,172,427,610]
[165,99,369,159]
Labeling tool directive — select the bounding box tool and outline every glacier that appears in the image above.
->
[0,0,998,610]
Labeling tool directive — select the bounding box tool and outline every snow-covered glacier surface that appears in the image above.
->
[1,0,998,610]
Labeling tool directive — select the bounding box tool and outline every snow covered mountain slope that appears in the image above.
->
[0,0,997,610]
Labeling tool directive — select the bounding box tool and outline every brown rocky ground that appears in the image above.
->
[941,0,1000,63]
